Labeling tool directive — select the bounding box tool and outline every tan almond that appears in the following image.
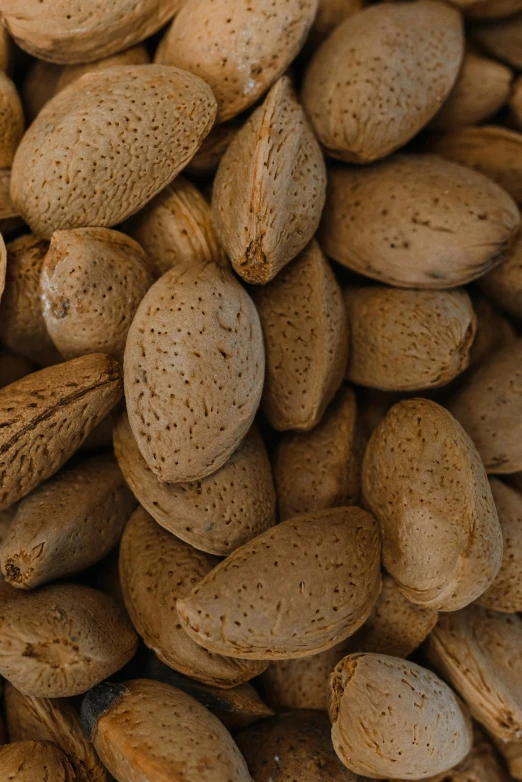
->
[418,726,510,782]
[0,353,122,510]
[186,119,241,178]
[253,241,348,431]
[0,71,23,167]
[0,350,34,390]
[320,155,520,288]
[11,65,217,238]
[468,293,517,369]
[56,43,150,92]
[480,231,522,321]
[21,60,62,122]
[119,506,267,687]
[212,76,327,284]
[302,1,463,163]
[472,12,522,68]
[0,741,76,781]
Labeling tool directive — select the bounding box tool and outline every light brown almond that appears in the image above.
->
[186,119,241,178]
[472,12,522,67]
[0,741,76,781]
[0,351,34,390]
[0,71,23,168]
[21,60,62,122]
[419,726,510,782]
[480,231,522,321]
[468,293,517,369]
[56,43,150,92]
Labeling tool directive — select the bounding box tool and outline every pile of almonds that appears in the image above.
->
[1,0,522,779]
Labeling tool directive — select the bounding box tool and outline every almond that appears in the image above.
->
[472,12,522,67]
[186,119,241,178]
[417,726,510,782]
[0,351,34,390]
[455,0,522,17]
[0,169,17,221]
[11,65,217,238]
[21,60,62,122]
[0,71,23,167]
[307,0,364,49]
[212,76,327,284]
[320,155,520,288]
[495,738,522,780]
[0,25,12,73]
[252,241,347,431]
[124,261,264,483]
[0,741,76,781]
[302,1,463,163]
[56,43,150,92]
[468,293,517,369]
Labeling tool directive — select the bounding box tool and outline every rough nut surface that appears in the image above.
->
[0,741,76,781]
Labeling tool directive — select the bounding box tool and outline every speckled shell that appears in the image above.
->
[472,12,522,68]
[11,66,217,238]
[0,71,23,168]
[124,261,264,483]
[362,399,503,611]
[319,155,520,288]
[0,354,122,511]
[253,241,347,432]
[1,453,136,589]
[0,351,34,389]
[0,741,76,781]
[81,679,251,781]
[0,583,137,696]
[186,119,240,178]
[481,229,522,322]
[124,177,223,278]
[302,1,463,163]
[56,44,150,92]
[274,387,364,521]
[235,711,359,781]
[119,506,267,687]
[0,0,183,64]
[426,606,522,743]
[450,340,522,473]
[21,60,62,121]
[178,506,382,660]
[212,77,327,285]
[40,228,153,361]
[468,293,517,369]
[344,287,476,391]
[114,413,275,556]
[329,653,473,779]
[4,681,108,782]
[155,0,319,123]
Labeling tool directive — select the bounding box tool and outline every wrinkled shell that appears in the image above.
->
[114,413,275,556]
[426,606,522,743]
[0,354,122,511]
[21,60,62,121]
[0,71,23,168]
[155,0,319,122]
[345,287,476,391]
[212,76,326,284]
[329,653,473,779]
[124,261,264,483]
[0,741,76,781]
[0,351,34,390]
[186,119,240,178]
[56,43,150,92]
[235,711,358,781]
[320,155,520,288]
[469,293,517,368]
[253,241,347,432]
[41,228,153,361]
[274,387,364,521]
[119,506,267,687]
[472,12,522,68]
[1,453,136,589]
[450,340,522,473]
[481,228,522,320]
[178,506,382,660]
[82,679,251,781]
[0,0,183,64]
[302,1,463,163]
[363,399,503,610]
[11,66,217,238]
[0,583,137,696]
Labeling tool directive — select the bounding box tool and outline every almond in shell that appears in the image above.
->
[468,293,517,369]
[0,71,23,168]
[0,741,76,781]
[454,0,522,17]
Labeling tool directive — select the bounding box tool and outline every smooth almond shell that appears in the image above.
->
[320,155,520,288]
[178,506,382,660]
[155,0,319,122]
[0,71,23,168]
[114,413,275,556]
[119,506,267,687]
[124,261,264,483]
[212,76,327,284]
[253,241,348,432]
[0,741,76,781]
[11,65,217,238]
[56,43,150,92]
[472,12,522,68]
[362,399,503,610]
[329,653,473,778]
[302,1,463,163]
[469,293,517,368]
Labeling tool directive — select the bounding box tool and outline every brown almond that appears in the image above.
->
[212,76,327,285]
[124,261,264,483]
[0,71,23,168]
[0,741,76,781]
[274,387,364,521]
[454,0,522,17]
[362,399,503,610]
[0,232,5,301]
[21,60,62,122]
[0,25,12,73]
[11,65,217,238]
[495,738,522,780]
[0,353,122,510]
[320,155,520,288]
[449,340,522,473]
[0,350,34,390]
[468,293,517,369]
[4,681,108,782]
[81,679,251,781]
[178,506,382,660]
[0,583,137,696]
[302,1,463,163]
[40,228,153,361]
[119,506,267,687]
[1,453,136,589]
[0,0,183,64]
[329,653,473,778]
[419,726,510,782]
[472,12,522,68]
[114,413,275,556]
[253,241,348,432]
[56,43,150,92]
[186,119,241,178]
[155,0,319,123]
[480,230,522,321]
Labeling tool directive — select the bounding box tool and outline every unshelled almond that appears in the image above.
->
[0,741,76,782]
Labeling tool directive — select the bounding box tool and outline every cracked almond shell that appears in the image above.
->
[177,506,382,660]
[362,399,503,611]
[212,76,326,285]
[0,741,76,781]
[10,65,217,238]
[480,230,522,320]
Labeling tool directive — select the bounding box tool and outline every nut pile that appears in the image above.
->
[0,0,522,780]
